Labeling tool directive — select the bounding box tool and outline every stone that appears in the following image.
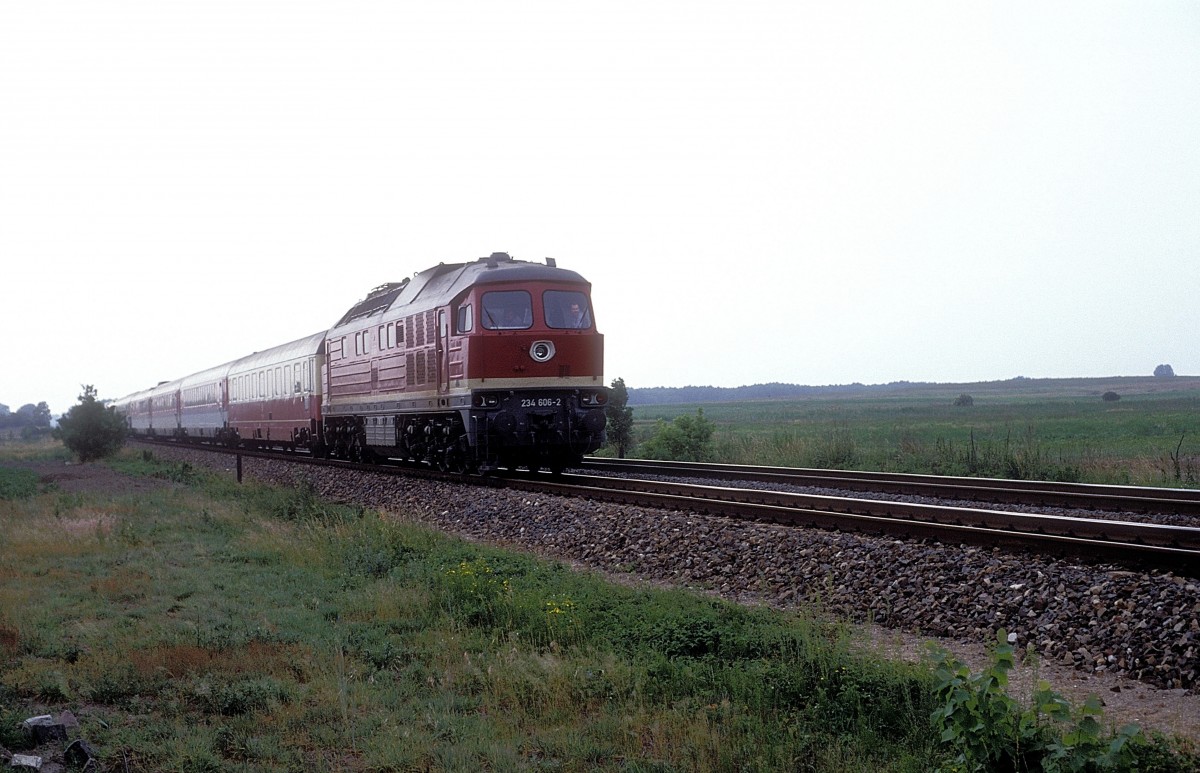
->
[21,716,67,745]
[64,739,97,767]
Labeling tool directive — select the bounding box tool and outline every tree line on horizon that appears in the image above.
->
[0,401,53,437]
[627,367,1181,406]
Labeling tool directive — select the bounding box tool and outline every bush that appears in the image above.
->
[1102,391,1121,402]
[953,393,974,407]
[639,409,715,461]
[54,386,126,462]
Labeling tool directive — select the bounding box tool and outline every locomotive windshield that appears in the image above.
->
[544,290,592,329]
[481,290,532,330]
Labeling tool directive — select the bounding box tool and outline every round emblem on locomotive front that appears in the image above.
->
[529,340,556,362]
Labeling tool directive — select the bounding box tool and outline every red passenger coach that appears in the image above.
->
[227,332,325,450]
[322,253,607,472]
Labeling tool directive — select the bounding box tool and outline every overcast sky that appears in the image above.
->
[2,2,1197,415]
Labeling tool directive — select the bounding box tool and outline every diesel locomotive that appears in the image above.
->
[112,253,608,473]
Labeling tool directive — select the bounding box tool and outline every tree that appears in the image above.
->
[605,377,635,458]
[54,385,127,462]
[32,402,52,428]
[1154,364,1176,378]
[954,393,974,407]
[3,401,53,435]
[639,408,715,462]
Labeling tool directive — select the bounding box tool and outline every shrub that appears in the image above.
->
[953,393,974,407]
[639,409,715,461]
[1102,391,1121,402]
[54,385,126,462]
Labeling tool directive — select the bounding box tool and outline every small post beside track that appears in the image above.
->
[236,454,243,484]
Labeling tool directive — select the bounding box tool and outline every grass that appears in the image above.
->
[1,446,941,771]
[1,443,1195,771]
[625,377,1200,486]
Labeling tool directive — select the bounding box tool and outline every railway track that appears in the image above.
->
[137,441,1200,575]
[506,474,1199,576]
[579,458,1200,517]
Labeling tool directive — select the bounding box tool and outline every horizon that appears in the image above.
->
[11,371,1195,420]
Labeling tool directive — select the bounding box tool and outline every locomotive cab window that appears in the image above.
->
[544,290,592,329]
[481,291,532,330]
[455,304,473,334]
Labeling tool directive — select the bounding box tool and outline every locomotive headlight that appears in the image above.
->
[580,391,608,406]
[529,340,556,363]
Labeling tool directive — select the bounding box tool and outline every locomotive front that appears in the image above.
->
[321,253,607,473]
[458,255,608,471]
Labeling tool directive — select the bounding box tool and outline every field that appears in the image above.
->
[4,442,1197,770]
[627,376,1200,486]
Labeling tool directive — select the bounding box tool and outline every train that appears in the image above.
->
[112,253,608,473]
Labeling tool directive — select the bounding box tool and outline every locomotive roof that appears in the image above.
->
[331,252,588,329]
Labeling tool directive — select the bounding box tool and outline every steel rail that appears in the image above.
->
[579,458,1200,516]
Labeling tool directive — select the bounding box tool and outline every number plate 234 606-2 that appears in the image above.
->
[521,398,562,408]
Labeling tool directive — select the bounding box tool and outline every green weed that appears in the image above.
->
[925,630,1193,772]
[0,467,41,499]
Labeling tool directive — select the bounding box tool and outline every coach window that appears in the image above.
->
[481,291,532,330]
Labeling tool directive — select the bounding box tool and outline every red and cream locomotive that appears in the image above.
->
[112,253,608,473]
